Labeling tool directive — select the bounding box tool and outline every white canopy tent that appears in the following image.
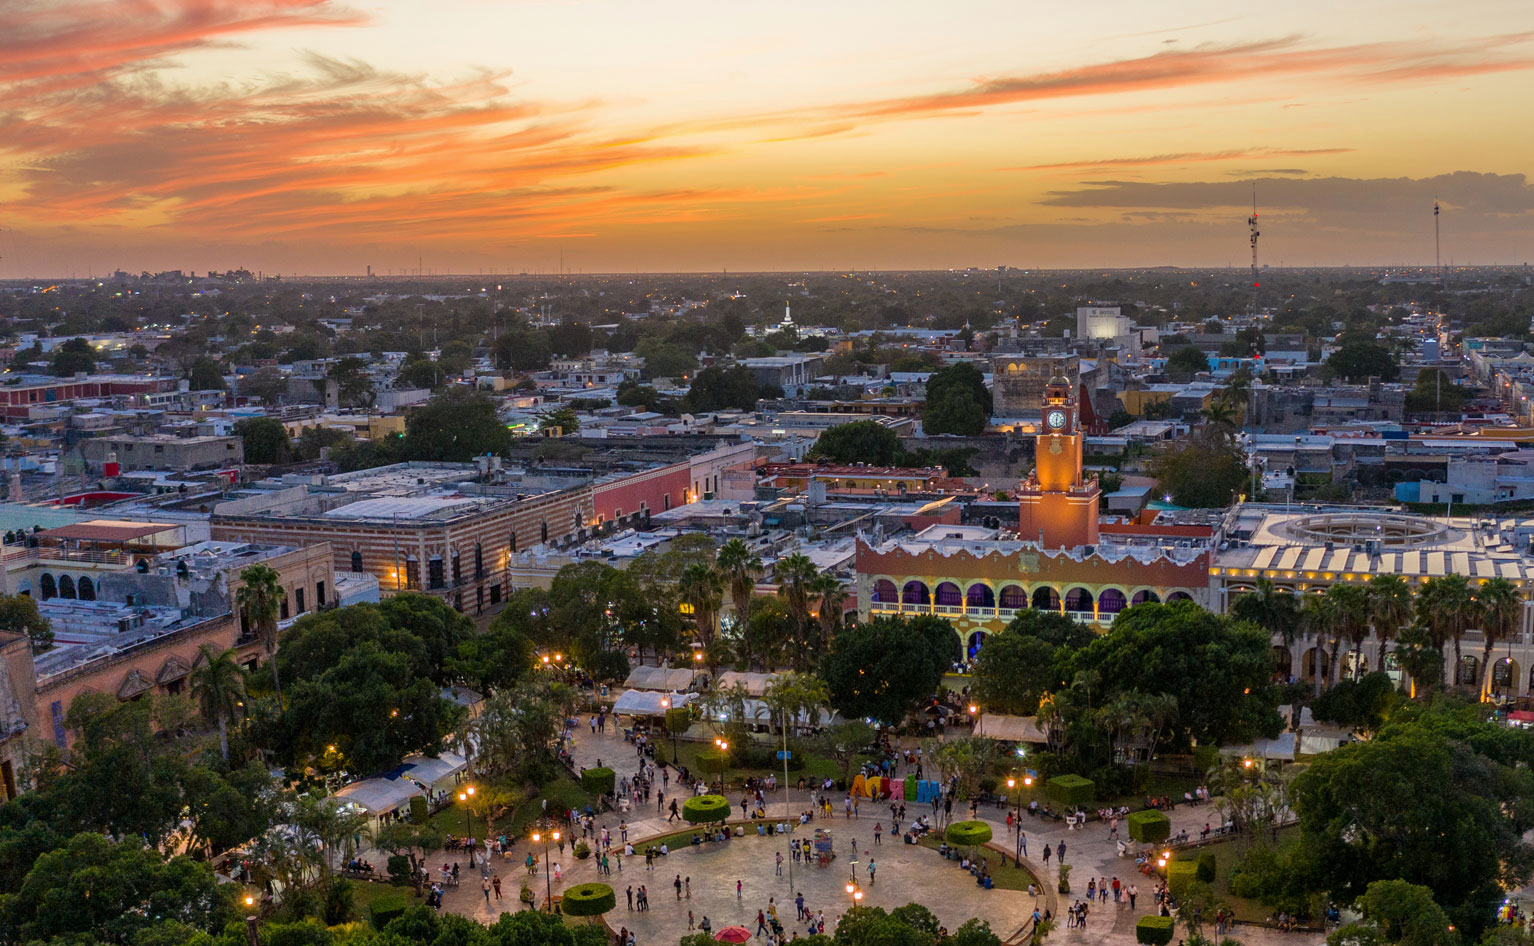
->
[623,666,698,691]
[973,713,1050,745]
[612,689,693,717]
[332,776,424,816]
[401,752,467,792]
[715,671,779,697]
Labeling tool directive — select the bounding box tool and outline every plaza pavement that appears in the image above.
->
[411,726,1324,946]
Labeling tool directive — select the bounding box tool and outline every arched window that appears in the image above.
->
[474,543,484,580]
[965,585,995,609]
[935,582,962,607]
[77,576,96,601]
[1064,587,1094,613]
[1031,586,1060,610]
[451,550,462,585]
[39,573,56,600]
[1131,590,1161,606]
[1167,591,1194,603]
[999,585,1026,609]
[540,521,549,543]
[901,581,930,605]
[872,579,898,603]
[351,550,364,572]
[1098,589,1127,614]
[58,575,76,599]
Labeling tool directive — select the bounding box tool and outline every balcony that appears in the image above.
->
[867,602,1115,626]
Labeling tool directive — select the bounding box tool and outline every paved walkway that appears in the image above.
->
[400,727,1324,946]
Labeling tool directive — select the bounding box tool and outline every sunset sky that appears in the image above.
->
[3,0,1533,276]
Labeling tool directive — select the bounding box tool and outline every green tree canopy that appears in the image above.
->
[970,610,1090,715]
[1063,600,1281,748]
[1163,345,1209,381]
[820,615,956,725]
[0,593,52,649]
[923,363,992,435]
[1327,340,1400,382]
[682,365,762,412]
[233,416,292,464]
[401,388,512,461]
[187,357,227,390]
[1153,443,1248,508]
[809,420,903,466]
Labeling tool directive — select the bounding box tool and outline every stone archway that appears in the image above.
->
[902,581,930,605]
[1031,586,1060,610]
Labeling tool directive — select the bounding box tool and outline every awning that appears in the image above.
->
[332,776,424,815]
[623,666,698,691]
[715,671,779,697]
[612,690,693,717]
[402,752,467,790]
[973,713,1049,744]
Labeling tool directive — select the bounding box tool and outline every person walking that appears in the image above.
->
[626,885,633,910]
[867,858,876,885]
[796,892,805,920]
[1042,845,1051,867]
[492,873,502,901]
[685,877,691,898]
[737,879,743,899]
[675,874,683,900]
[757,910,768,936]
[776,852,784,875]
[1056,840,1066,863]
[874,823,882,845]
[1128,883,1138,909]
[482,877,491,905]
[1018,828,1027,858]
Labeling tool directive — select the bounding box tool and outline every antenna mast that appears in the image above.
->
[1247,185,1261,318]
[1434,200,1443,288]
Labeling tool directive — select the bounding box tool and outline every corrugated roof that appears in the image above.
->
[38,520,176,542]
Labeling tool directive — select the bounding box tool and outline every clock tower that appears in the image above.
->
[1018,370,1100,549]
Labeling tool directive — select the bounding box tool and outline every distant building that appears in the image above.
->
[79,435,242,473]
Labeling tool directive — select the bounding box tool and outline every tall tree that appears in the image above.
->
[715,538,764,626]
[774,553,819,669]
[678,562,724,665]
[236,563,288,701]
[1474,577,1522,695]
[0,594,53,649]
[1366,574,1414,676]
[1325,583,1370,682]
[1301,592,1339,698]
[1230,578,1300,648]
[1419,574,1474,689]
[189,644,245,764]
[811,573,848,645]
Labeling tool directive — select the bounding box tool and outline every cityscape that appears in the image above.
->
[2,4,1534,946]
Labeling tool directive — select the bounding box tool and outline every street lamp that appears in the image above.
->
[458,785,477,866]
[529,822,561,912]
[661,697,679,764]
[714,737,729,792]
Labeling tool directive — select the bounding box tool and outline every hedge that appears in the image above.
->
[1126,810,1170,844]
[369,894,408,930]
[385,855,410,887]
[1196,851,1216,883]
[1167,860,1198,898]
[665,707,691,734]
[1045,774,1094,807]
[945,820,993,848]
[682,795,730,824]
[408,795,428,825]
[581,767,615,796]
[1136,916,1175,946]
[561,883,616,917]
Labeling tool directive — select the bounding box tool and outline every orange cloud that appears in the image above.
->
[1008,147,1353,172]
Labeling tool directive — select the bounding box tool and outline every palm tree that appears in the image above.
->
[1223,366,1255,420]
[1420,574,1474,689]
[1366,574,1413,674]
[810,573,848,648]
[1324,584,1370,681]
[1199,399,1239,448]
[190,644,245,764]
[716,538,764,626]
[678,562,724,659]
[236,563,288,700]
[774,553,818,670]
[1231,578,1301,646]
[1301,592,1338,698]
[1474,577,1523,696]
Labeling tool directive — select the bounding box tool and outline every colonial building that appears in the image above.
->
[854,367,1211,657]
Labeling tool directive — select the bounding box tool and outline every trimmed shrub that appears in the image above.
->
[945,820,993,848]
[1126,809,1171,844]
[323,879,354,925]
[1167,860,1198,898]
[1045,774,1094,807]
[408,795,428,825]
[368,894,408,930]
[665,707,691,734]
[682,794,730,824]
[581,767,615,796]
[561,883,616,917]
[573,840,591,860]
[1136,915,1175,946]
[385,855,411,887]
[1196,850,1216,883]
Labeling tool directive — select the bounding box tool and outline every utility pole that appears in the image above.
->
[1434,201,1444,289]
[1248,184,1261,318]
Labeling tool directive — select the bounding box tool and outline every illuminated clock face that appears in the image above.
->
[1046,409,1067,430]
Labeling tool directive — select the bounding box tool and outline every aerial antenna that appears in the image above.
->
[1434,199,1443,289]
[1247,184,1260,318]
